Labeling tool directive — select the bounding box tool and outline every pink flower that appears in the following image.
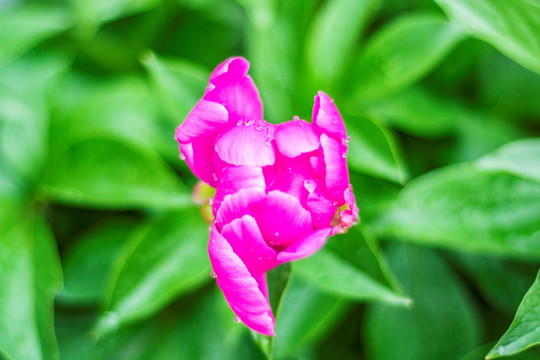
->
[176,57,358,336]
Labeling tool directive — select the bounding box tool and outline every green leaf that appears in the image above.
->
[272,274,348,359]
[435,0,540,74]
[370,139,540,259]
[346,115,407,184]
[39,138,191,209]
[141,52,209,122]
[0,204,63,360]
[96,210,210,333]
[59,219,137,305]
[0,53,71,198]
[362,85,461,138]
[352,14,464,101]
[294,227,409,306]
[0,5,71,66]
[487,269,540,358]
[364,244,481,360]
[304,0,380,91]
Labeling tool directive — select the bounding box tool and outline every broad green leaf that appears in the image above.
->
[71,0,163,29]
[487,270,540,358]
[39,138,191,209]
[304,0,380,91]
[362,85,461,138]
[476,138,540,183]
[294,227,408,305]
[0,5,71,66]
[272,274,348,359]
[0,53,70,198]
[370,140,540,259]
[0,204,63,360]
[435,0,540,74]
[364,244,481,360]
[59,219,137,305]
[96,210,210,333]
[346,115,407,184]
[352,14,464,101]
[349,173,400,210]
[141,52,208,122]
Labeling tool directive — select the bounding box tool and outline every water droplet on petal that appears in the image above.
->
[258,257,263,261]
[255,122,265,131]
[179,153,186,161]
[353,216,361,226]
[342,152,347,158]
[210,270,217,279]
[346,135,351,143]
[292,115,300,121]
[236,120,243,126]
[274,231,280,237]
[206,197,213,205]
[212,173,218,182]
[245,119,254,126]
[234,316,241,323]
[332,119,337,125]
[265,139,272,146]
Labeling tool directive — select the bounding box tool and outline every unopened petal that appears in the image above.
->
[175,100,228,143]
[215,121,275,166]
[320,133,349,203]
[262,190,312,247]
[221,215,278,275]
[216,187,266,230]
[213,165,266,215]
[205,58,263,122]
[274,120,320,158]
[312,91,346,142]
[277,227,332,262]
[208,225,275,335]
[180,135,218,187]
[305,179,337,228]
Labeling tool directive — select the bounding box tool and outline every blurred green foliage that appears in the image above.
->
[1,0,540,359]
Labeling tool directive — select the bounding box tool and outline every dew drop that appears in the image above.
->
[234,316,241,323]
[346,135,351,143]
[292,115,300,121]
[264,139,272,146]
[206,197,213,205]
[332,119,338,125]
[236,120,243,126]
[258,257,263,261]
[274,231,280,237]
[179,153,186,161]
[255,122,265,131]
[245,119,255,126]
[342,152,347,158]
[210,270,217,279]
[353,216,361,226]
[212,173,218,182]
[269,239,275,245]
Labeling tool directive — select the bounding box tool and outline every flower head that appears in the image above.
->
[176,57,358,335]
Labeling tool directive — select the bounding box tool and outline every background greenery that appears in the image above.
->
[1,0,540,359]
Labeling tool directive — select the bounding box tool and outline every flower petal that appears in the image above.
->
[180,135,218,187]
[340,186,359,229]
[215,121,275,166]
[221,215,278,275]
[277,227,332,262]
[216,187,266,228]
[320,133,349,203]
[175,100,229,143]
[304,179,337,228]
[262,190,312,247]
[274,120,320,158]
[213,165,266,215]
[205,58,263,121]
[312,91,346,142]
[209,224,275,335]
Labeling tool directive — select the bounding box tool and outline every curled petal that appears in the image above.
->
[215,121,275,166]
[274,120,320,158]
[221,215,278,275]
[312,91,346,142]
[209,225,275,335]
[277,227,332,262]
[304,179,337,228]
[175,100,228,143]
[320,133,349,203]
[216,187,266,229]
[180,135,218,187]
[213,166,266,215]
[340,186,359,229]
[262,190,312,247]
[205,58,263,121]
